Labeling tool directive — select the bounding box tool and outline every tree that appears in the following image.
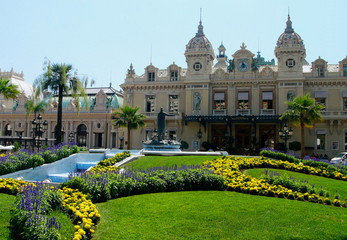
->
[35,63,87,144]
[25,96,48,118]
[280,93,324,158]
[112,106,146,150]
[0,78,21,100]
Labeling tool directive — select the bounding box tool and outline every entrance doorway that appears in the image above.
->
[211,124,229,151]
[259,125,276,149]
[235,125,251,154]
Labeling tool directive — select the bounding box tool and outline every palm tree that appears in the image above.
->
[35,63,87,144]
[0,78,21,100]
[112,106,146,150]
[280,93,324,158]
[25,95,48,118]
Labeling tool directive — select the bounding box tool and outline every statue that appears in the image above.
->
[193,92,201,111]
[157,108,174,141]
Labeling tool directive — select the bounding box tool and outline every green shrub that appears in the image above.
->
[289,141,301,152]
[260,150,300,164]
[64,167,226,203]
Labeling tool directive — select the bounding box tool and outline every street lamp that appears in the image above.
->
[32,114,48,152]
[279,123,293,153]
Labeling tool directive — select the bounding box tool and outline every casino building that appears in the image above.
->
[120,15,347,157]
[0,68,124,149]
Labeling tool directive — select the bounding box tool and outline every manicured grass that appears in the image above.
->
[47,210,75,240]
[93,191,347,240]
[245,168,347,199]
[125,155,218,170]
[0,194,15,240]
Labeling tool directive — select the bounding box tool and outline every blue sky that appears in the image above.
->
[1,0,346,90]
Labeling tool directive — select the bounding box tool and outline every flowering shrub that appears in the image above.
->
[0,143,81,175]
[96,151,131,167]
[59,187,100,240]
[204,156,347,207]
[0,178,35,195]
[10,184,62,240]
[63,165,226,203]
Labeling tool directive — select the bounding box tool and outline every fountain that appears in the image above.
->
[141,108,225,156]
[142,108,181,154]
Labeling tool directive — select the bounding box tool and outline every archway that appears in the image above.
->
[76,124,88,147]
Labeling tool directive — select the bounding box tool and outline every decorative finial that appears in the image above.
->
[196,8,204,37]
[285,13,294,34]
[240,42,247,49]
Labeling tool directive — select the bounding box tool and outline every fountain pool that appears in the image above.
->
[0,153,104,183]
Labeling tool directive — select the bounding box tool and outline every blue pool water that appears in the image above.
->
[0,153,104,183]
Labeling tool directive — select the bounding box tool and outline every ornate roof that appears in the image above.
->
[276,15,304,47]
[185,20,214,58]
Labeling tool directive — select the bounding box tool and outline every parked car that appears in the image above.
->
[330,152,347,165]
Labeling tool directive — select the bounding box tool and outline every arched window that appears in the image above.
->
[4,124,12,136]
[76,124,88,147]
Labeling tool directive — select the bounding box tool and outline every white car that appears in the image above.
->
[330,152,347,165]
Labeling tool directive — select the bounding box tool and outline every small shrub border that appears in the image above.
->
[89,151,130,173]
[63,165,226,203]
[204,156,347,207]
[260,149,347,176]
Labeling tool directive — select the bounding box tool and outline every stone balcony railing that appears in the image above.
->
[260,109,275,115]
[236,109,251,116]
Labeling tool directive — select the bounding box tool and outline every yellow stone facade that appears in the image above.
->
[121,16,347,157]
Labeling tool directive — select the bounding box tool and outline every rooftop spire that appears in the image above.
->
[285,14,294,34]
[196,8,204,37]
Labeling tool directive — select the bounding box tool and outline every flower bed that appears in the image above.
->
[204,156,347,207]
[0,143,81,175]
[88,151,130,173]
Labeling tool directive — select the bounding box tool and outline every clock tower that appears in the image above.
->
[275,15,306,78]
[185,19,215,80]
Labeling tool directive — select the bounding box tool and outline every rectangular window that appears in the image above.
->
[344,98,347,111]
[262,91,273,109]
[343,64,347,77]
[345,131,347,150]
[238,92,249,109]
[214,92,225,110]
[169,95,179,113]
[148,72,155,82]
[316,130,326,150]
[317,67,324,77]
[145,95,155,112]
[170,71,178,81]
[315,98,326,109]
[169,130,177,140]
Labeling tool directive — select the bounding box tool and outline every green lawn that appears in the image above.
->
[125,155,217,170]
[245,168,347,199]
[0,194,15,240]
[93,191,347,240]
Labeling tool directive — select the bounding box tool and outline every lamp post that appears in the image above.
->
[32,114,48,152]
[279,123,293,153]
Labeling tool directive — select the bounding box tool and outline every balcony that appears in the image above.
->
[212,109,227,116]
[321,111,347,119]
[260,109,275,115]
[236,109,251,115]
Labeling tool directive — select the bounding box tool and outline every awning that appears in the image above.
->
[214,92,225,101]
[262,92,273,100]
[314,91,327,98]
[342,91,347,98]
[238,92,249,100]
